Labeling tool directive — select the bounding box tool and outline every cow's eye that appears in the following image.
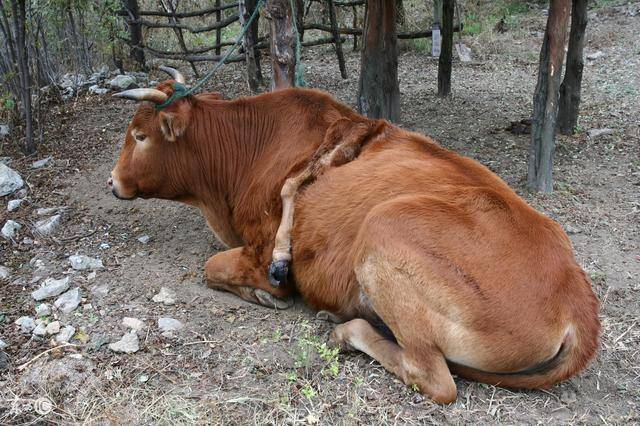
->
[135,133,147,142]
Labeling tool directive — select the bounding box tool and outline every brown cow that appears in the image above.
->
[109,69,600,403]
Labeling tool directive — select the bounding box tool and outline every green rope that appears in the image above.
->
[155,0,266,110]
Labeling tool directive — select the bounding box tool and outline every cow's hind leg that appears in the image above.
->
[331,318,457,404]
[205,247,293,309]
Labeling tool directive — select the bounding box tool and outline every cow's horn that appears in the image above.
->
[159,65,186,84]
[112,88,168,104]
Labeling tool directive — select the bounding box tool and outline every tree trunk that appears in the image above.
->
[528,0,571,193]
[123,0,145,70]
[240,0,263,92]
[357,0,399,122]
[557,0,588,135]
[328,0,347,78]
[215,0,222,55]
[161,0,199,78]
[295,0,304,41]
[395,0,405,25]
[11,0,34,154]
[264,0,297,89]
[437,0,453,97]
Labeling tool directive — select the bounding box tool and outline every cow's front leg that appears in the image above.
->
[205,247,294,309]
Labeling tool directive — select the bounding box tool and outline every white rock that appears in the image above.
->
[45,321,61,335]
[69,255,104,270]
[36,207,65,216]
[88,85,109,95]
[158,317,183,335]
[0,163,24,196]
[31,156,53,169]
[15,316,36,333]
[152,287,176,305]
[137,235,151,244]
[99,242,110,250]
[33,320,47,336]
[588,128,614,139]
[32,277,70,301]
[0,266,10,280]
[108,331,140,353]
[586,50,604,60]
[54,288,82,314]
[0,124,9,138]
[35,303,51,316]
[56,325,76,343]
[108,75,137,90]
[90,283,109,297]
[455,42,473,62]
[2,220,21,239]
[7,199,23,212]
[35,215,61,236]
[0,339,7,349]
[122,317,145,331]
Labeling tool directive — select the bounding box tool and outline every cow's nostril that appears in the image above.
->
[107,178,113,188]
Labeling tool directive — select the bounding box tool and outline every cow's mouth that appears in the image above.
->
[112,188,137,200]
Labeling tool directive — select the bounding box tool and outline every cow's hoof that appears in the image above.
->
[268,260,289,287]
[316,310,342,324]
[254,289,293,310]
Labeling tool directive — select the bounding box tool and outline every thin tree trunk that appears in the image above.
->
[264,0,297,89]
[215,0,222,55]
[10,0,34,154]
[328,0,347,78]
[240,0,263,92]
[528,0,571,193]
[352,4,358,50]
[357,0,399,122]
[123,0,145,70]
[295,0,304,41]
[557,0,587,135]
[161,0,200,78]
[437,0,453,96]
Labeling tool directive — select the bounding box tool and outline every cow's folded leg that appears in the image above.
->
[205,247,293,309]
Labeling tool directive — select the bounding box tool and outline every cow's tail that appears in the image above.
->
[450,274,600,389]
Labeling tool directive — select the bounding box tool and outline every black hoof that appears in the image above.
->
[268,260,289,287]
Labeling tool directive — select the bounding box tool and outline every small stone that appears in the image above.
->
[0,124,9,138]
[158,317,183,336]
[90,283,109,297]
[69,255,104,270]
[87,271,97,280]
[45,321,61,335]
[586,50,604,60]
[0,266,10,280]
[32,277,70,301]
[565,224,580,235]
[54,288,82,314]
[0,163,24,196]
[108,331,140,353]
[31,156,53,169]
[35,215,61,236]
[7,199,23,212]
[2,220,21,240]
[32,320,47,336]
[0,339,7,349]
[587,128,614,139]
[138,374,149,383]
[99,242,110,250]
[137,235,151,244]
[15,316,36,333]
[108,75,137,90]
[36,207,65,216]
[56,325,76,343]
[152,287,176,305]
[35,303,51,317]
[561,389,577,405]
[122,317,145,331]
[88,84,109,95]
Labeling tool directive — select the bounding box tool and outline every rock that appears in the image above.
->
[35,214,61,236]
[90,283,109,297]
[60,73,86,89]
[588,128,614,139]
[31,156,53,169]
[2,220,21,240]
[61,87,75,101]
[56,325,76,343]
[36,207,65,216]
[0,266,10,280]
[45,321,61,335]
[15,316,36,333]
[32,277,70,301]
[54,288,82,314]
[69,255,104,270]
[586,50,604,60]
[108,331,140,353]
[158,317,183,336]
[565,224,580,235]
[7,199,23,212]
[122,317,145,331]
[0,124,9,138]
[0,339,7,349]
[137,235,151,244]
[88,85,109,95]
[152,287,176,305]
[35,303,51,317]
[33,320,47,336]
[455,42,473,62]
[108,75,137,91]
[0,163,23,196]
[99,242,110,250]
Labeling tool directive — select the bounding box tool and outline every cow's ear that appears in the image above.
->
[158,104,190,142]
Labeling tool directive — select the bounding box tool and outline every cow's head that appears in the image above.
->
[108,66,197,201]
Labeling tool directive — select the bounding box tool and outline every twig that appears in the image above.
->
[613,321,636,345]
[17,343,78,371]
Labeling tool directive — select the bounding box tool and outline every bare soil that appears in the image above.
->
[1,3,638,425]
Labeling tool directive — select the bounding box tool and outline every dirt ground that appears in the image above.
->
[1,3,639,425]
